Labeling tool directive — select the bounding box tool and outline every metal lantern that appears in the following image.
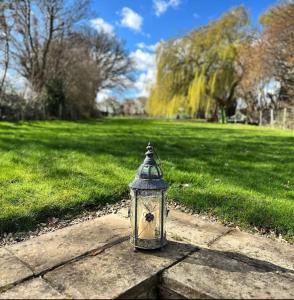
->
[129,142,168,250]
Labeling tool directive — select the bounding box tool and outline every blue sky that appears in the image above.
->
[90,0,278,101]
[7,0,279,100]
[91,0,276,53]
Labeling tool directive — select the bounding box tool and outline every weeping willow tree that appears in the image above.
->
[147,7,249,122]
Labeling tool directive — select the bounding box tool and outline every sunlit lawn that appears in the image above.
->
[0,118,293,240]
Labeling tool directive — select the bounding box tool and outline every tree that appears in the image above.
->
[5,0,90,93]
[52,29,133,119]
[237,39,264,114]
[97,97,121,115]
[81,29,133,94]
[1,0,133,120]
[259,1,294,104]
[148,7,250,122]
[0,2,12,97]
[0,0,90,118]
[237,1,294,120]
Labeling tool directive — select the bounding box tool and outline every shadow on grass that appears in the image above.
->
[1,188,130,232]
[1,128,292,195]
[0,119,293,235]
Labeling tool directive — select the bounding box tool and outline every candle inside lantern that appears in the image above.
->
[138,210,156,239]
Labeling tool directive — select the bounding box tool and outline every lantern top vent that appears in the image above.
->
[129,142,168,190]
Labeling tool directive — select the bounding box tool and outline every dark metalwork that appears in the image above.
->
[129,236,167,250]
[134,189,138,242]
[129,142,168,250]
[129,142,168,190]
[145,212,154,222]
[160,190,164,243]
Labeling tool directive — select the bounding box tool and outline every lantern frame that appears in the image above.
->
[129,143,168,250]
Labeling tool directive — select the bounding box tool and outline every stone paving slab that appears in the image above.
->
[210,229,294,271]
[166,210,229,247]
[6,214,130,275]
[44,240,197,299]
[0,278,66,299]
[0,248,33,291]
[1,210,294,299]
[118,208,229,247]
[162,248,294,299]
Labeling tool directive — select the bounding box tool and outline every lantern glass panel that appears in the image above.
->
[137,190,162,240]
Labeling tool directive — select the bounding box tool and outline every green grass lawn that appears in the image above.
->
[0,118,293,240]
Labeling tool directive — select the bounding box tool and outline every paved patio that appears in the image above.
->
[0,209,293,299]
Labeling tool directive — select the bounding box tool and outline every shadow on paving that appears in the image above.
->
[138,241,294,274]
[118,240,293,299]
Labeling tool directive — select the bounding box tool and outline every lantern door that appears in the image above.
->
[130,189,166,249]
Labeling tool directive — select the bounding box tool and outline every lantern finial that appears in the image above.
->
[145,142,153,155]
[144,142,155,165]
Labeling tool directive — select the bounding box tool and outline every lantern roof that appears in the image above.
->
[129,142,168,190]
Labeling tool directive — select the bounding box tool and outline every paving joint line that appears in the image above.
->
[116,244,201,299]
[206,228,235,248]
[155,245,201,286]
[0,235,129,294]
[0,247,35,293]
[4,247,35,274]
[116,273,160,299]
[37,235,129,277]
[41,276,72,299]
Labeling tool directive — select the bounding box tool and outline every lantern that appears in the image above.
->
[129,142,168,250]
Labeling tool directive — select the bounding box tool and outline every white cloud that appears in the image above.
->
[90,18,114,35]
[134,69,156,97]
[120,7,143,32]
[130,49,156,71]
[136,42,160,52]
[96,89,112,102]
[153,0,181,16]
[130,48,157,97]
[136,42,146,49]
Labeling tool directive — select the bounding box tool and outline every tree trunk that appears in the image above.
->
[58,103,63,119]
[0,12,9,98]
[283,108,287,129]
[212,105,219,122]
[221,106,226,124]
[270,108,274,127]
[259,110,263,126]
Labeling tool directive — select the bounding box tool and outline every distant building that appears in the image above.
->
[97,97,121,116]
[121,97,147,116]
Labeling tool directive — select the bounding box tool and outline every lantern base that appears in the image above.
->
[130,236,167,250]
